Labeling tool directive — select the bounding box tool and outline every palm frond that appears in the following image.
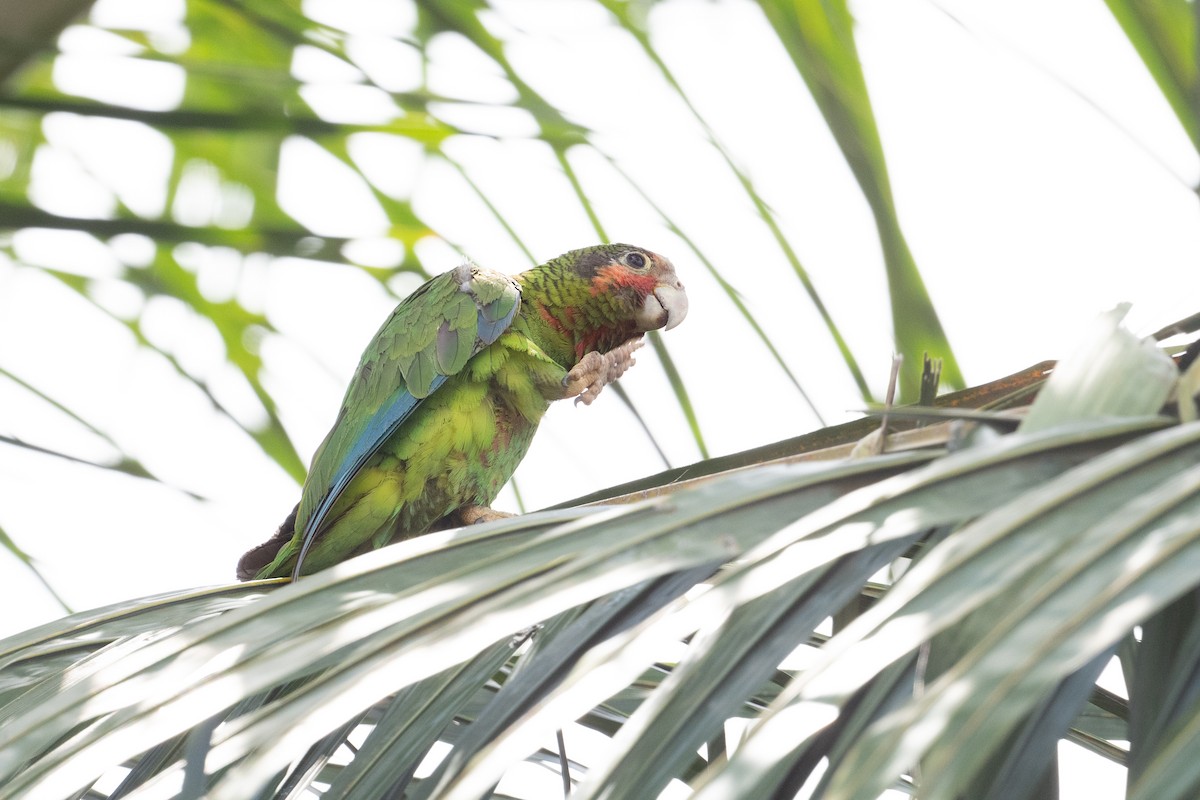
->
[3,308,1197,797]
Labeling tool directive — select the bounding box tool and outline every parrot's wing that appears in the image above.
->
[293,263,521,578]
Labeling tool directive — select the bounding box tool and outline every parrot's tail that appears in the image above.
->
[236,503,298,581]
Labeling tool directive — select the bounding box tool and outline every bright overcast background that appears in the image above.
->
[0,4,1196,764]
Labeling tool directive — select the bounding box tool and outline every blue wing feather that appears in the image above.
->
[292,383,436,578]
[477,297,516,341]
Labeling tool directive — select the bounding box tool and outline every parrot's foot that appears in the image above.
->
[453,504,515,526]
[562,337,644,405]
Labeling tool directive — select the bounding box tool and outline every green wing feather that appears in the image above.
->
[291,263,521,577]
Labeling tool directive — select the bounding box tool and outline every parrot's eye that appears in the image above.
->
[624,252,648,269]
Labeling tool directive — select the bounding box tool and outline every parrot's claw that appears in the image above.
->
[562,337,644,405]
[453,504,515,526]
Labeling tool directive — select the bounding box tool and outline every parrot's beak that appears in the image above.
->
[636,277,687,331]
[633,254,688,331]
[654,280,687,331]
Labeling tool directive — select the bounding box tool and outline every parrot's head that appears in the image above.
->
[522,243,688,364]
[567,243,688,333]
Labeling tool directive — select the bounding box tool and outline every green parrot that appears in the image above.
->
[237,243,687,581]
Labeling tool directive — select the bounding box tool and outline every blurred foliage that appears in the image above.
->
[0,0,962,498]
[1104,0,1200,152]
[0,0,967,595]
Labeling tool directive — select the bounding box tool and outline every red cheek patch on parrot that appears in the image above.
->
[589,265,658,297]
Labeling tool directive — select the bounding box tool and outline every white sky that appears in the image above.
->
[0,1,1193,794]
